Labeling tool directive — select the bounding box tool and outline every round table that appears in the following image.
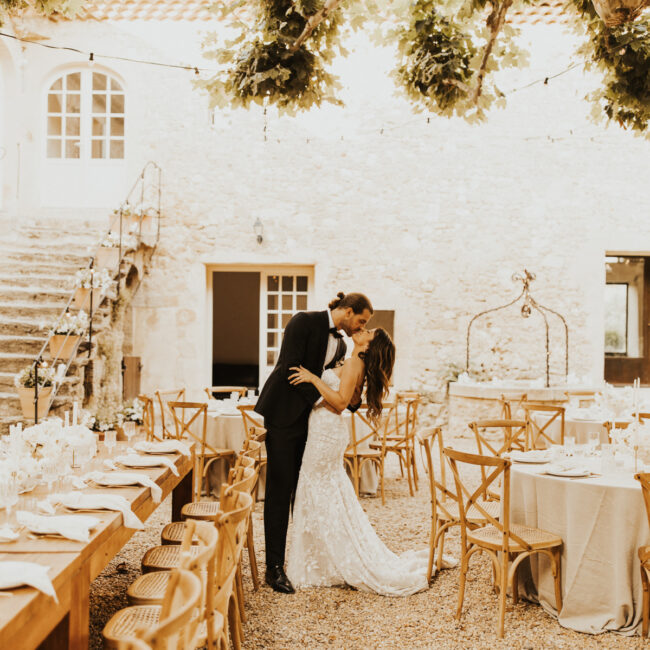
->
[204,409,380,498]
[510,459,649,635]
[531,413,633,445]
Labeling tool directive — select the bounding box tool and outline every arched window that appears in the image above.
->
[46,70,125,160]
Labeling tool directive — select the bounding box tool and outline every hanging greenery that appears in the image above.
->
[0,0,83,23]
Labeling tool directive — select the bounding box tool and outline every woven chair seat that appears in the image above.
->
[181,500,220,521]
[369,442,407,452]
[469,523,562,551]
[102,605,161,648]
[438,499,501,525]
[344,449,381,459]
[161,521,199,545]
[127,571,171,606]
[204,447,236,458]
[141,544,202,573]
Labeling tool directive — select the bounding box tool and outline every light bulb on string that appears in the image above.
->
[89,52,95,67]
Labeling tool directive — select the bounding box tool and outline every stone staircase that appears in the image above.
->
[0,223,111,432]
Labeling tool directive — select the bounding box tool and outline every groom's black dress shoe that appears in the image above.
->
[265,565,295,594]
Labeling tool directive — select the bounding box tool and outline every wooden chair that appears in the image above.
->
[205,386,247,399]
[564,389,597,408]
[394,392,422,487]
[523,403,565,450]
[634,472,650,637]
[343,404,388,503]
[498,393,528,420]
[638,413,650,424]
[443,447,563,639]
[103,569,201,650]
[236,409,267,500]
[168,401,236,501]
[237,403,264,432]
[155,388,186,440]
[137,394,159,442]
[604,419,632,442]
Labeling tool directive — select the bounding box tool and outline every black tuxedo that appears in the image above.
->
[255,310,345,566]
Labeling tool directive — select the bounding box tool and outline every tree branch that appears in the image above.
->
[289,0,344,53]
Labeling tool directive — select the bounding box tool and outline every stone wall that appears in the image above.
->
[2,17,650,406]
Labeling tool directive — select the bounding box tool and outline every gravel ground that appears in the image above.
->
[89,433,647,649]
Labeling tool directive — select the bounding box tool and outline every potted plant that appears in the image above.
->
[95,231,138,270]
[14,363,56,420]
[71,268,114,310]
[47,310,89,361]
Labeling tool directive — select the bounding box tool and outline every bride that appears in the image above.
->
[286,327,430,596]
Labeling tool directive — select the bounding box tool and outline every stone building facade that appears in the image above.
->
[1,1,649,406]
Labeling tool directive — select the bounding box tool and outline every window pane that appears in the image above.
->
[66,94,81,113]
[91,139,106,159]
[66,117,80,136]
[92,117,106,136]
[48,94,62,112]
[282,313,291,327]
[93,73,107,90]
[267,351,276,366]
[111,94,124,114]
[267,313,277,329]
[66,72,81,91]
[110,140,124,159]
[267,332,277,348]
[604,284,627,354]
[50,78,62,91]
[47,116,62,136]
[267,276,279,292]
[282,276,293,292]
[267,294,277,310]
[296,276,308,292]
[110,117,124,137]
[47,139,61,158]
[111,78,123,92]
[92,94,107,113]
[282,294,293,310]
[296,295,307,310]
[65,140,80,159]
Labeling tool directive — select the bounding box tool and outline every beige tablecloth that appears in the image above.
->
[204,411,379,498]
[510,462,649,635]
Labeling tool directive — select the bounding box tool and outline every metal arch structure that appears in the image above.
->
[465,270,569,388]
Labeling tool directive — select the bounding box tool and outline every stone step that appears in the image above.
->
[0,317,45,337]
[0,301,72,320]
[0,334,48,354]
[0,285,74,304]
[0,247,92,267]
[0,371,81,393]
[0,260,86,276]
[0,349,88,373]
[0,391,79,418]
[0,273,74,290]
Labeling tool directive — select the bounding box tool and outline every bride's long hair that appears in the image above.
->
[359,328,395,424]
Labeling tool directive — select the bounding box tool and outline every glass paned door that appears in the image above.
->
[260,270,311,383]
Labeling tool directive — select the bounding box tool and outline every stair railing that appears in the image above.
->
[26,161,162,424]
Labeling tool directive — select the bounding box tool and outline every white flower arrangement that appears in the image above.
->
[73,268,114,292]
[14,363,57,389]
[100,230,138,251]
[47,310,89,336]
[121,398,144,425]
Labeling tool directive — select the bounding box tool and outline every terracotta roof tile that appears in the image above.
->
[76,0,214,21]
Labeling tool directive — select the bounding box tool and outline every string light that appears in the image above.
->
[88,52,94,67]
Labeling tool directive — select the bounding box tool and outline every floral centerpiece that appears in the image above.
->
[609,419,650,467]
[121,398,144,425]
[13,363,58,419]
[72,268,114,309]
[45,310,89,361]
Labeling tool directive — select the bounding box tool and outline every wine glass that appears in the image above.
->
[587,430,600,455]
[42,459,57,492]
[104,430,117,455]
[123,421,136,446]
[0,477,19,527]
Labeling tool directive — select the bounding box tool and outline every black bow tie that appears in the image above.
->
[328,327,343,339]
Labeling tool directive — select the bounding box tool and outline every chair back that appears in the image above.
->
[523,403,565,449]
[137,395,158,442]
[469,419,527,457]
[205,386,247,399]
[443,447,532,552]
[396,392,421,440]
[139,569,201,650]
[228,464,258,496]
[417,427,457,523]
[237,404,265,434]
[498,393,527,420]
[635,472,650,529]
[155,389,186,440]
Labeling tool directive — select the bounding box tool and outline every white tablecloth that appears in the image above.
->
[204,411,379,498]
[531,414,613,445]
[510,461,649,634]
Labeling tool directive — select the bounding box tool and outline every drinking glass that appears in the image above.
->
[565,435,576,455]
[104,430,117,455]
[0,477,19,526]
[601,443,616,474]
[42,458,57,491]
[587,430,600,455]
[230,391,240,402]
[247,389,256,400]
[123,421,136,445]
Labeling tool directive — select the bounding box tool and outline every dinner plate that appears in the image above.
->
[509,451,550,464]
[115,455,167,469]
[544,467,591,478]
[133,441,178,455]
[90,473,143,487]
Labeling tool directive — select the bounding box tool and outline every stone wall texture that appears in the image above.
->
[2,17,650,402]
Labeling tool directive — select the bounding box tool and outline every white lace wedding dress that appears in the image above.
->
[286,368,431,596]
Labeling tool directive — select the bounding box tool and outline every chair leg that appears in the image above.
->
[247,517,260,591]
[404,452,415,497]
[552,548,563,613]
[456,553,468,620]
[642,563,649,637]
[497,554,508,638]
[511,553,519,605]
[236,564,246,623]
[228,595,242,650]
[427,522,436,583]
[436,527,446,572]
[380,459,385,506]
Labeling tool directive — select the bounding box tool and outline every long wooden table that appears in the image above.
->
[0,444,194,649]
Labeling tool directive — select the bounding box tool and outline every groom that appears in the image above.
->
[255,292,374,593]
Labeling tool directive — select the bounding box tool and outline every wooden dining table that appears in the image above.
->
[0,442,194,649]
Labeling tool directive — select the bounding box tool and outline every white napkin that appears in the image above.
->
[51,492,144,530]
[133,440,191,456]
[115,453,179,477]
[0,525,20,542]
[0,561,57,602]
[16,511,99,543]
[84,471,162,503]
